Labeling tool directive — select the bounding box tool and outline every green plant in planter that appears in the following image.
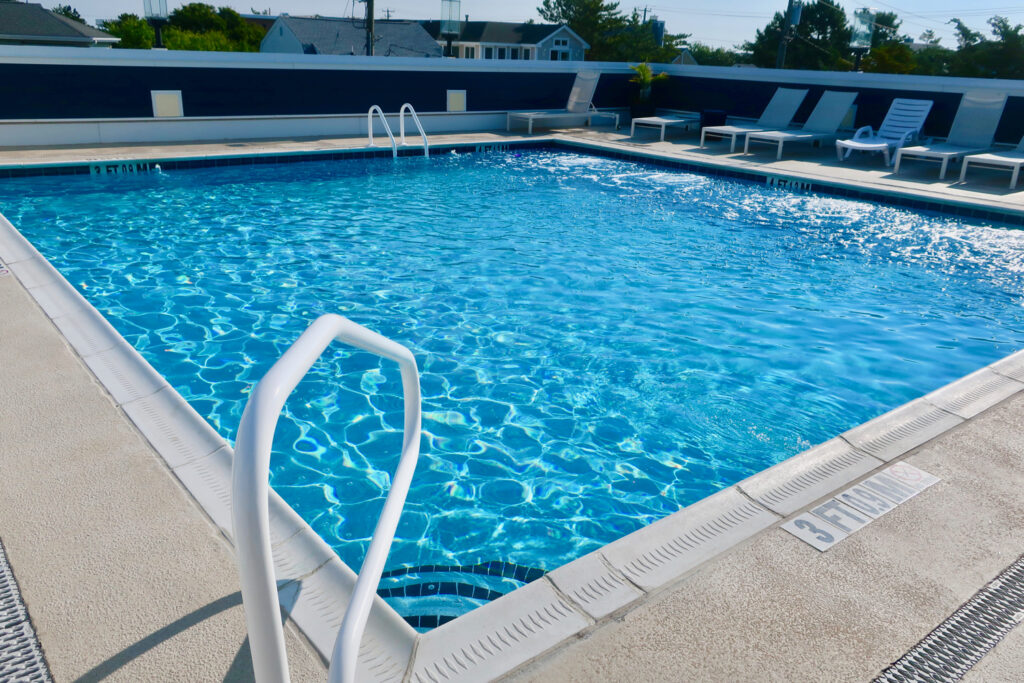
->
[629,62,670,118]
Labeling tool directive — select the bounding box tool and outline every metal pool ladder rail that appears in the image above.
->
[231,314,422,683]
[367,105,398,158]
[399,103,430,157]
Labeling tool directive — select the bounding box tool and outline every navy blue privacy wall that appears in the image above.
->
[1,56,1020,145]
[655,75,1024,144]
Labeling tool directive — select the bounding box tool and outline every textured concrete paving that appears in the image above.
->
[0,273,326,681]
[510,395,1024,682]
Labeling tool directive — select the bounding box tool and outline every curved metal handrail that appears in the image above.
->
[398,103,430,158]
[367,105,398,159]
[231,314,421,683]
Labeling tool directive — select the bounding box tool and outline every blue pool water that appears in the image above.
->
[3,149,1024,624]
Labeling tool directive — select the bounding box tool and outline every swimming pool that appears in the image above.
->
[3,149,1023,624]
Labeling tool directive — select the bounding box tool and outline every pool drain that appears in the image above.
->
[875,553,1024,682]
[0,539,51,682]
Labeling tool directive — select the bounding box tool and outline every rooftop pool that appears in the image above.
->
[3,149,1023,626]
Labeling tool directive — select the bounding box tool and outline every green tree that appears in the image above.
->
[98,13,154,49]
[862,43,916,73]
[686,43,742,66]
[537,0,626,61]
[743,0,853,70]
[948,16,1024,79]
[160,3,265,52]
[51,4,85,24]
[870,11,908,48]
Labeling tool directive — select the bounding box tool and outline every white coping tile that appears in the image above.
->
[0,215,36,263]
[122,385,224,465]
[284,557,416,681]
[51,305,124,356]
[83,344,170,405]
[989,349,1024,383]
[737,438,884,516]
[170,447,309,550]
[410,576,590,683]
[841,397,964,462]
[547,549,643,620]
[600,487,778,592]
[924,366,1024,419]
[7,255,59,289]
[23,279,90,319]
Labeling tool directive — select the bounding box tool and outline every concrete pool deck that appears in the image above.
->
[0,127,1022,681]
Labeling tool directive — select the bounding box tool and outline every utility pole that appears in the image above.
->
[775,0,799,69]
[365,0,375,56]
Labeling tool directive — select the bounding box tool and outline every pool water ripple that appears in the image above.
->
[2,149,1023,622]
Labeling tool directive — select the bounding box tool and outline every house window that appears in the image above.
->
[464,46,475,59]
[521,48,531,60]
[497,47,506,59]
[510,47,519,60]
[550,50,569,61]
[485,46,493,59]
[554,38,568,47]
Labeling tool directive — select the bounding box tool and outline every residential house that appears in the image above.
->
[0,2,118,47]
[420,20,588,61]
[261,15,442,58]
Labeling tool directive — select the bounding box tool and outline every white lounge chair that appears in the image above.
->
[506,71,618,134]
[699,88,809,153]
[743,90,858,160]
[835,98,933,166]
[959,136,1024,190]
[630,111,701,142]
[894,90,1008,179]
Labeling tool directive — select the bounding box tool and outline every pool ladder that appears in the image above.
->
[367,104,430,158]
[231,314,422,683]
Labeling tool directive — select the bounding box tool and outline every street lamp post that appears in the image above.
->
[143,0,169,49]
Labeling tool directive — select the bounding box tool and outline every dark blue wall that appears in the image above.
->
[656,75,1024,144]
[0,63,584,119]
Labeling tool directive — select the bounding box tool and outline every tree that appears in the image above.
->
[862,43,915,74]
[686,43,742,66]
[743,0,852,70]
[870,11,908,48]
[99,13,154,49]
[154,3,265,52]
[51,4,86,24]
[948,16,1024,79]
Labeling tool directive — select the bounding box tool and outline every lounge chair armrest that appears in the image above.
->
[852,125,874,139]
[895,130,915,147]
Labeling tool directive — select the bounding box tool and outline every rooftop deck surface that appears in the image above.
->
[0,127,1021,681]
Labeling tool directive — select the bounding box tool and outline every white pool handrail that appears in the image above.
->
[398,103,430,157]
[231,314,421,683]
[367,105,398,159]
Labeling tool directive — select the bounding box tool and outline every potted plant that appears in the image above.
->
[629,62,669,119]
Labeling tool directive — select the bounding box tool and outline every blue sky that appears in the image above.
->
[71,1,1024,49]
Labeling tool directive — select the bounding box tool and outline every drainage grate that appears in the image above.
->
[875,553,1024,682]
[0,538,51,682]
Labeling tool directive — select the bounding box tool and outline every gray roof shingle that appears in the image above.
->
[420,20,566,45]
[280,16,442,57]
[0,2,117,43]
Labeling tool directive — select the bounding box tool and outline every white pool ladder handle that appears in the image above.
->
[399,103,430,157]
[231,313,421,683]
[367,105,398,159]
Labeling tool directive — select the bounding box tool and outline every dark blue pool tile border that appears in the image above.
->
[1,138,1021,226]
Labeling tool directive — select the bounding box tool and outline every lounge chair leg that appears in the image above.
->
[894,152,902,174]
[1012,166,1020,190]
[959,159,969,184]
[700,129,706,148]
[939,157,949,179]
[730,134,737,154]
[836,144,843,162]
[630,122,636,137]
[776,141,783,161]
[883,148,891,166]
